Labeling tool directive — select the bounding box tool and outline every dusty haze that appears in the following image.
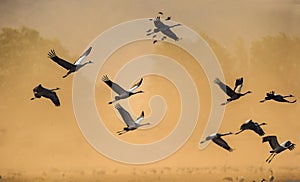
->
[0,0,300,181]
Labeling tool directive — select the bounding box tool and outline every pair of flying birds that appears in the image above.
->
[31,47,93,106]
[214,77,296,105]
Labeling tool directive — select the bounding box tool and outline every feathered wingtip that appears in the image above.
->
[235,77,243,85]
[83,47,92,57]
[114,103,121,109]
[102,75,109,82]
[139,111,144,118]
[47,49,57,58]
[288,143,296,151]
[135,78,143,87]
[214,78,221,84]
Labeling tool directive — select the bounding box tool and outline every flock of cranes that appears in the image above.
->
[31,46,149,135]
[201,77,296,164]
[29,12,297,180]
[30,46,93,106]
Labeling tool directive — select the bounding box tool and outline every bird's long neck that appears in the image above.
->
[241,91,251,96]
[76,61,92,70]
[130,90,143,96]
[50,88,59,91]
[259,123,267,126]
[139,123,150,127]
[169,24,181,28]
[81,61,92,67]
[220,132,232,136]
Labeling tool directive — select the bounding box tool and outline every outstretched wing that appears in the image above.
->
[212,137,233,152]
[48,50,74,70]
[214,78,236,97]
[135,111,144,124]
[234,77,243,93]
[102,75,127,95]
[74,47,92,65]
[129,78,143,92]
[49,92,60,106]
[262,136,280,150]
[115,104,135,127]
[161,28,179,41]
[253,123,265,136]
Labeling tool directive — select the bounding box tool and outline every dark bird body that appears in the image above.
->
[260,91,296,103]
[31,84,60,106]
[48,47,92,78]
[200,132,234,152]
[235,119,266,136]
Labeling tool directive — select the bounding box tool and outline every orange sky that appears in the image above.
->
[0,0,300,181]
[1,0,300,53]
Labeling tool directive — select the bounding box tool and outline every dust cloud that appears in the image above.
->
[0,0,300,181]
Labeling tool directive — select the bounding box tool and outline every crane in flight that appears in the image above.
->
[235,119,267,136]
[48,47,92,78]
[262,135,295,163]
[200,132,234,152]
[214,77,252,105]
[260,91,296,103]
[115,103,150,135]
[146,12,181,44]
[30,84,60,106]
[102,75,144,104]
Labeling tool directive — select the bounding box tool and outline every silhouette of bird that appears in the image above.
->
[48,47,92,78]
[262,135,295,163]
[260,91,296,103]
[158,11,164,15]
[200,132,234,152]
[30,84,60,106]
[115,103,150,135]
[214,78,252,105]
[235,119,267,136]
[102,75,144,104]
[147,15,181,42]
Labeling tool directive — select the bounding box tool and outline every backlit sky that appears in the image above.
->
[0,0,300,180]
